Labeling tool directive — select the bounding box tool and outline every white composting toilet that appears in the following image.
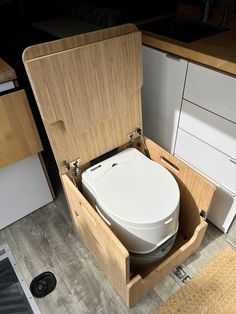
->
[82,148,180,263]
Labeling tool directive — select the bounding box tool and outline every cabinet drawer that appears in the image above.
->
[184,63,236,123]
[179,100,236,158]
[175,129,236,194]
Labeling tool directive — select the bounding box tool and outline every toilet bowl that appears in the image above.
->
[82,148,180,255]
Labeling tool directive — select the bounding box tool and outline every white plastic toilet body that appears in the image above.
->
[82,148,180,254]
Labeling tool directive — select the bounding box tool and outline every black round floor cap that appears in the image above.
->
[30,271,57,298]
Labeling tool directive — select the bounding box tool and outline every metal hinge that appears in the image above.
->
[200,209,207,219]
[128,127,151,159]
[63,158,81,177]
[127,130,139,147]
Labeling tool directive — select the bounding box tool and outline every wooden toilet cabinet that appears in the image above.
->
[23,24,215,307]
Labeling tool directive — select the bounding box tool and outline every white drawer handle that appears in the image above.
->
[95,205,111,226]
[229,157,236,165]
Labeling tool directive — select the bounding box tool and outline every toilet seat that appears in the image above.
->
[82,148,180,254]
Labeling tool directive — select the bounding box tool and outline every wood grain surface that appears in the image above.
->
[0,90,42,168]
[23,26,142,173]
[61,174,130,303]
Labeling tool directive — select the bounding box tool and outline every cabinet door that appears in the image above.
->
[142,46,188,153]
[0,89,42,168]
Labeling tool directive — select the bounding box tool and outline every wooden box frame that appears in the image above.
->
[22,24,215,307]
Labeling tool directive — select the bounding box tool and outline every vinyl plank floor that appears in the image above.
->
[0,187,234,314]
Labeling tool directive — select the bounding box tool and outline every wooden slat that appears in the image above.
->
[0,58,17,84]
[0,90,43,168]
[23,27,142,173]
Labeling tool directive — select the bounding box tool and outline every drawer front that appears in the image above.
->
[179,100,236,158]
[184,63,236,123]
[175,129,236,194]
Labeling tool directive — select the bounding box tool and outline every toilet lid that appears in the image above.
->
[82,148,180,228]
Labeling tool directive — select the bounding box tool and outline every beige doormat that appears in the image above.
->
[155,247,236,314]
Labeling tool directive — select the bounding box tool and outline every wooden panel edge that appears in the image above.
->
[22,23,138,62]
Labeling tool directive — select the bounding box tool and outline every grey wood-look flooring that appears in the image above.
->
[0,187,233,314]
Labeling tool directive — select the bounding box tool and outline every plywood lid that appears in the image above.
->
[23,24,143,174]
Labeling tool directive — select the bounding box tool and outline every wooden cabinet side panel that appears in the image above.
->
[0,90,42,168]
[61,174,130,303]
[145,138,215,238]
[127,221,208,307]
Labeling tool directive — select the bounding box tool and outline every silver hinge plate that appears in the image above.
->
[63,158,81,176]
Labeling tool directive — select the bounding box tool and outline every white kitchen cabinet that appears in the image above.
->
[174,62,236,232]
[142,46,188,153]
